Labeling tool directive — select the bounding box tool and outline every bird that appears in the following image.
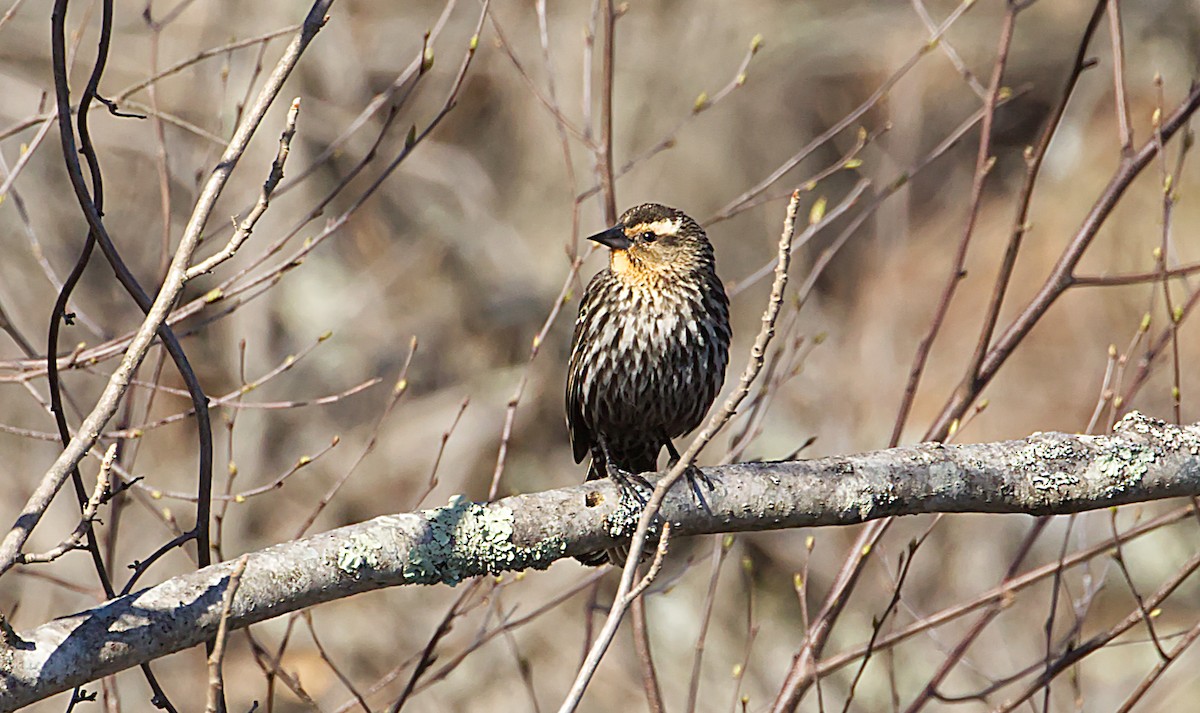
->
[566,203,731,566]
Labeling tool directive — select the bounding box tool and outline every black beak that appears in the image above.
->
[586,225,633,250]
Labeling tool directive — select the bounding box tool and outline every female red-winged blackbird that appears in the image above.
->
[566,203,731,565]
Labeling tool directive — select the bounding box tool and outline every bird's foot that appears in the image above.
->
[668,457,714,504]
[606,460,652,504]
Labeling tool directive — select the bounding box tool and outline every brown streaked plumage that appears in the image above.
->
[567,203,731,565]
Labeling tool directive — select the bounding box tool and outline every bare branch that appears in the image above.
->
[16,444,115,566]
[204,555,248,713]
[186,96,301,279]
[0,0,335,577]
[3,413,1200,708]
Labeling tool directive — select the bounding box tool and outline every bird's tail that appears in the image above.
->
[574,548,615,567]
[575,541,632,568]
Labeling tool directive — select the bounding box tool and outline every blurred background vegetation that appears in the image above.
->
[2,0,1200,710]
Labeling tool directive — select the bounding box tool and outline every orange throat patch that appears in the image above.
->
[610,249,633,276]
[609,249,665,290]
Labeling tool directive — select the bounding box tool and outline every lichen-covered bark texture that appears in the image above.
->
[2,412,1198,709]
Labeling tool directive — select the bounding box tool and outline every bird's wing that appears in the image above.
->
[565,273,603,464]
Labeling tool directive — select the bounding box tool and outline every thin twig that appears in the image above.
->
[630,579,665,713]
[389,580,484,712]
[728,553,759,713]
[186,96,301,278]
[935,0,1106,444]
[708,0,981,223]
[923,78,1200,443]
[1112,618,1200,713]
[1072,261,1200,286]
[910,0,985,97]
[1151,75,1185,426]
[303,611,372,713]
[1106,510,1168,659]
[1107,0,1133,154]
[806,505,1194,684]
[404,571,607,701]
[489,256,584,500]
[890,2,1019,447]
[685,535,733,713]
[597,0,617,222]
[205,555,248,713]
[294,336,417,539]
[994,547,1200,713]
[576,33,765,204]
[0,1,335,576]
[17,444,115,565]
[411,396,470,509]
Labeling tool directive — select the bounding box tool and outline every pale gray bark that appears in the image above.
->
[2,412,1198,709]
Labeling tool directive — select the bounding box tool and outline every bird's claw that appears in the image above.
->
[668,455,714,488]
[667,457,714,505]
[606,461,652,504]
[684,463,714,492]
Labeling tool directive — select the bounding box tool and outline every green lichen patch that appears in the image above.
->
[1010,433,1085,492]
[1115,411,1200,456]
[1094,439,1156,496]
[1097,411,1200,496]
[1006,433,1094,503]
[1113,410,1161,437]
[604,492,647,539]
[1030,470,1080,493]
[337,532,383,573]
[405,495,568,586]
[1012,434,1082,469]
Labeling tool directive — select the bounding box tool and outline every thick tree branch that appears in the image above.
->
[2,412,1198,709]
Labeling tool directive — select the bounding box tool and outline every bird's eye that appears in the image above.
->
[641,231,657,243]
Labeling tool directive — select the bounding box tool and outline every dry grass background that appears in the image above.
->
[2,0,1200,710]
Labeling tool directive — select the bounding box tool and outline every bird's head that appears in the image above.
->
[586,203,712,285]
